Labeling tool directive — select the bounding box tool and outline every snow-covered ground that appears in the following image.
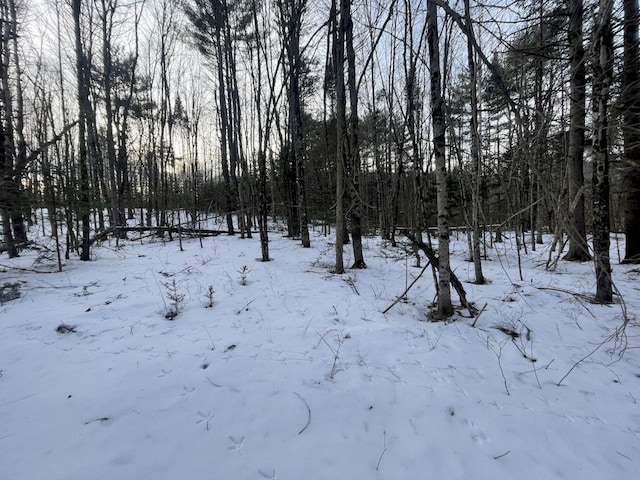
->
[1,224,639,479]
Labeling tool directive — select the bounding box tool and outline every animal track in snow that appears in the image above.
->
[258,468,277,479]
[195,411,214,430]
[227,435,245,453]
[179,386,196,397]
[462,418,490,444]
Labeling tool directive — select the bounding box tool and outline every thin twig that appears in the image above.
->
[294,392,311,435]
[530,336,541,389]
[536,287,596,318]
[344,276,360,295]
[204,326,216,350]
[510,337,537,363]
[557,337,607,386]
[383,261,430,314]
[402,231,478,315]
[490,341,510,396]
[494,450,511,460]
[376,431,387,471]
[470,302,488,327]
[235,299,256,315]
[84,416,109,425]
[0,263,57,273]
[206,377,222,388]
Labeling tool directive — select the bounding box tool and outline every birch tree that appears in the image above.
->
[427,0,452,316]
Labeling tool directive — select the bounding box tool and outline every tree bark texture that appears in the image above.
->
[427,0,453,317]
[343,0,366,268]
[280,0,310,247]
[564,0,590,261]
[591,0,614,303]
[73,0,92,261]
[332,0,346,274]
[623,0,640,263]
[465,0,485,283]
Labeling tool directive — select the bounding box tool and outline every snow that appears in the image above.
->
[1,225,639,479]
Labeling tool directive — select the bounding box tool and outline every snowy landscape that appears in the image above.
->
[1,222,639,480]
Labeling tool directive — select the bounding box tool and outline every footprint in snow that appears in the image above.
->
[471,429,489,444]
[228,436,245,453]
[179,386,196,397]
[462,418,490,444]
[196,411,214,430]
[258,468,277,479]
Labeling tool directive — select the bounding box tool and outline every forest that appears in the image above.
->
[2,2,640,478]
[0,0,639,316]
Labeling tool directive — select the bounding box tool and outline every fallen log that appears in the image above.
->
[402,230,478,316]
[92,226,228,244]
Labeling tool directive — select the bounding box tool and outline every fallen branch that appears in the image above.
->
[402,231,478,316]
[0,263,57,274]
[536,286,596,318]
[470,303,488,327]
[294,392,311,435]
[92,226,228,244]
[206,377,222,388]
[383,261,430,314]
[343,276,360,295]
[557,337,607,386]
[235,299,255,315]
[84,416,109,425]
[376,431,387,471]
[494,450,511,460]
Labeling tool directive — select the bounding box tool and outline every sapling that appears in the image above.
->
[205,285,215,308]
[238,265,251,285]
[162,279,185,320]
[316,330,348,379]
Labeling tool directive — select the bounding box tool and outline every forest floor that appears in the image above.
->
[1,221,639,479]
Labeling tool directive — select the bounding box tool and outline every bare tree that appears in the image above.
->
[246,0,285,260]
[464,0,485,284]
[72,0,92,261]
[97,0,126,236]
[331,0,346,274]
[427,0,452,316]
[591,0,614,302]
[343,0,366,268]
[564,0,590,261]
[276,0,311,247]
[0,0,18,257]
[622,0,640,263]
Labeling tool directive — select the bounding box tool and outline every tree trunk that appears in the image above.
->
[224,10,250,239]
[250,0,270,261]
[214,6,235,235]
[343,0,366,268]
[279,0,310,247]
[564,0,591,261]
[465,0,485,284]
[100,0,125,238]
[7,0,26,245]
[0,1,17,258]
[258,150,270,261]
[622,0,640,263]
[332,0,345,274]
[591,0,614,303]
[427,0,453,317]
[72,0,91,261]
